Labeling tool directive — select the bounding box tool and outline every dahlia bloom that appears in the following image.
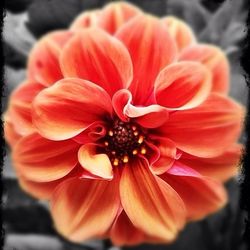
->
[4,2,244,246]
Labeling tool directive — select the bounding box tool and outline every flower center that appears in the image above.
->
[104,119,147,166]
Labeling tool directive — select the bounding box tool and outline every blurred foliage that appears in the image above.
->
[3,0,249,249]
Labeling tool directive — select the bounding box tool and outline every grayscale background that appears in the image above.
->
[3,0,249,249]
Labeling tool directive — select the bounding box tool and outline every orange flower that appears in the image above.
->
[4,2,244,246]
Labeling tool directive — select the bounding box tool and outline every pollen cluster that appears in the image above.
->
[104,119,147,166]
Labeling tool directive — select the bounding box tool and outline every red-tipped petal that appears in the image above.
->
[13,133,79,182]
[120,158,186,241]
[33,78,112,140]
[28,31,73,86]
[162,16,196,52]
[179,44,230,94]
[162,163,227,220]
[155,61,212,110]
[112,89,169,128]
[116,15,177,105]
[78,144,113,180]
[60,28,133,97]
[70,10,101,31]
[180,144,243,182]
[7,81,44,136]
[98,2,142,34]
[51,176,120,242]
[157,94,244,157]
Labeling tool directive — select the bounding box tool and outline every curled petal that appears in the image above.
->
[162,16,196,52]
[98,2,142,34]
[162,163,227,220]
[73,121,107,144]
[116,15,177,104]
[180,144,243,182]
[33,78,112,140]
[145,141,161,166]
[60,28,133,97]
[179,44,230,94]
[150,138,177,175]
[7,81,44,135]
[155,61,212,110]
[112,89,169,128]
[126,104,169,128]
[28,31,73,86]
[51,176,120,242]
[120,158,186,241]
[70,10,101,31]
[13,133,79,182]
[157,94,244,157]
[112,89,132,122]
[78,144,113,180]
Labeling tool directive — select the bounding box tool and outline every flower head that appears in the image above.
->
[4,2,244,246]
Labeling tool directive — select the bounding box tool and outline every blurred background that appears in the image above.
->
[2,0,249,249]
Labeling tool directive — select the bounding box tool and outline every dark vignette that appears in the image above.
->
[1,0,6,249]
[1,0,250,249]
[240,0,250,247]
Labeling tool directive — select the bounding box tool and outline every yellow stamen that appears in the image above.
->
[133,131,139,136]
[123,155,129,163]
[132,149,138,155]
[108,130,114,136]
[141,147,146,155]
[138,135,144,144]
[104,141,109,146]
[113,158,119,166]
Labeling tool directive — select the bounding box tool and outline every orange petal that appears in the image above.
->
[179,44,230,94]
[51,176,120,242]
[13,133,79,182]
[110,210,145,246]
[19,176,63,200]
[6,81,44,136]
[120,158,186,241]
[155,61,212,110]
[180,144,243,182]
[70,10,101,31]
[78,144,113,180]
[28,31,73,86]
[162,163,227,220]
[110,209,175,246]
[98,2,142,34]
[112,89,169,128]
[18,165,84,200]
[162,16,196,52]
[33,78,112,140]
[116,15,177,105]
[157,94,244,157]
[4,116,21,148]
[150,138,177,175]
[60,28,133,97]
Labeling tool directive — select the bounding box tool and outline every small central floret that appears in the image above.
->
[104,119,147,166]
